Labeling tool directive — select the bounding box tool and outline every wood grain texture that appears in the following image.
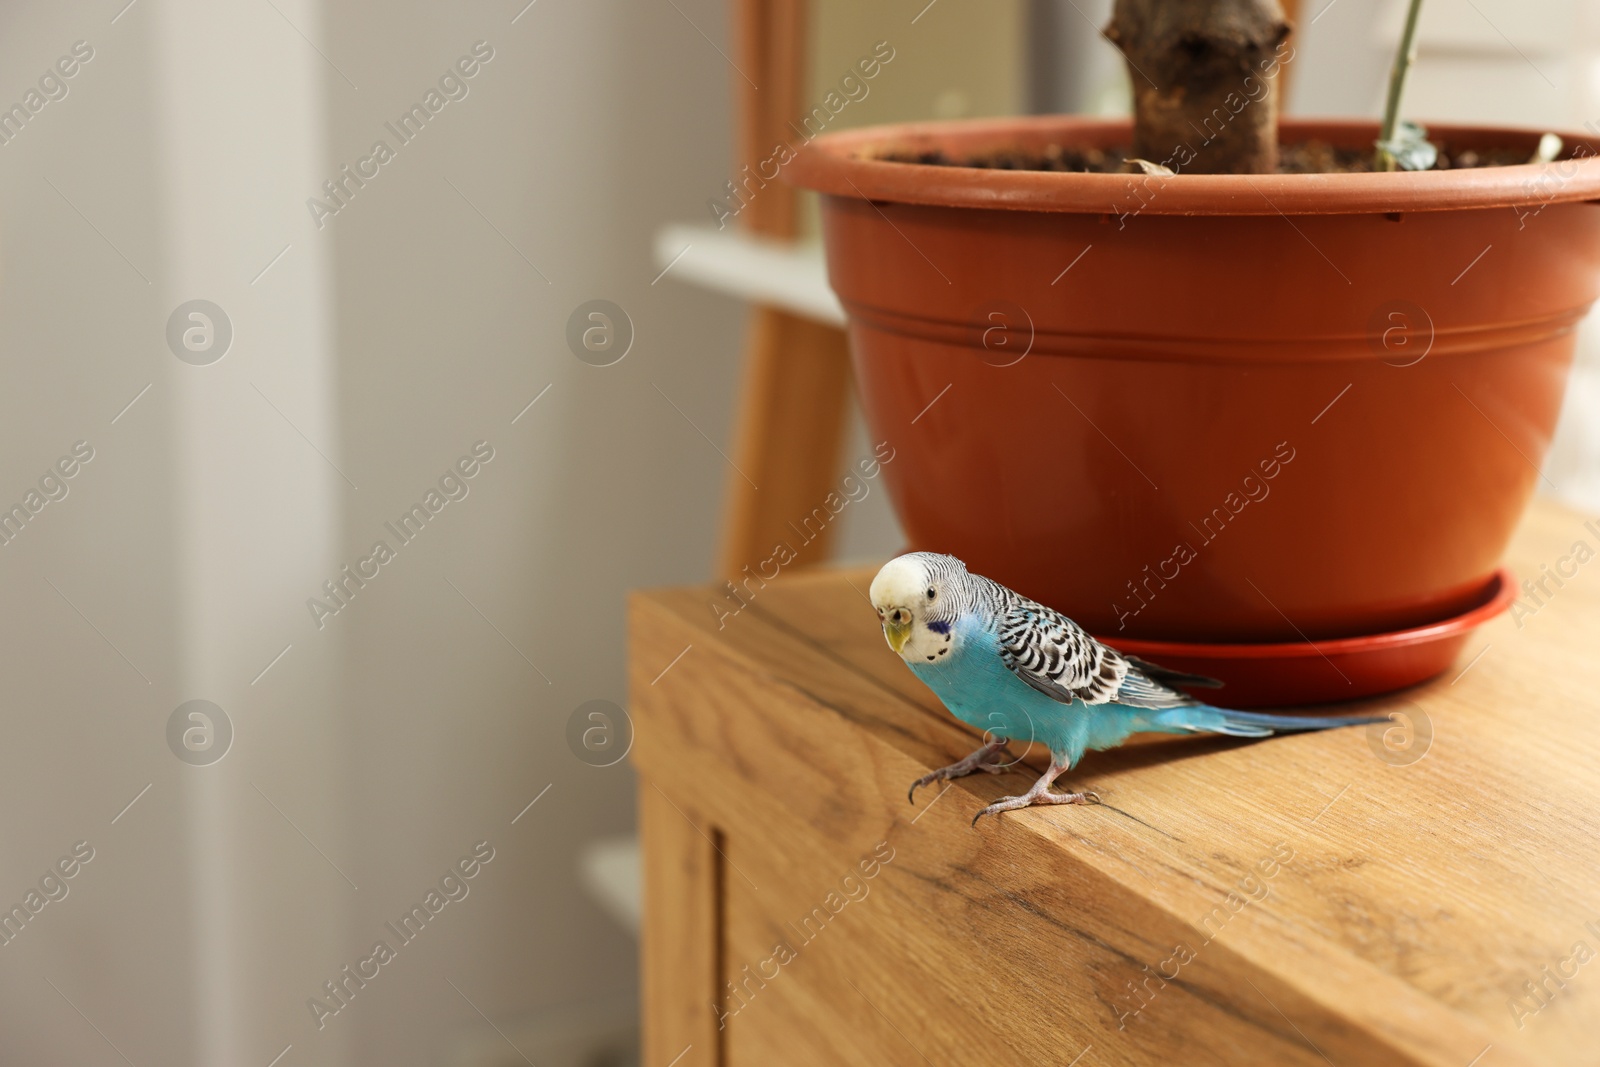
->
[639,497,1599,1063]
[638,779,723,1067]
[719,0,855,583]
[714,307,852,583]
[731,0,808,239]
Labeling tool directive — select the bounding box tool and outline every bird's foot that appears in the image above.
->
[908,739,1013,804]
[971,786,1100,826]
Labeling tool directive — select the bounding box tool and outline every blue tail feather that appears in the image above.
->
[1150,704,1385,739]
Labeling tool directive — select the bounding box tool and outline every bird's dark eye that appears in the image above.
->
[926,587,936,599]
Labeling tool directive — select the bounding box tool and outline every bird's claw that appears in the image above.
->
[908,768,992,804]
[970,788,1102,826]
[907,743,1013,805]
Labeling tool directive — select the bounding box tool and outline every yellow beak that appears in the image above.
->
[884,619,910,653]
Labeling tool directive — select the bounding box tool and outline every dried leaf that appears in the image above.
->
[1125,158,1175,177]
[1530,133,1563,164]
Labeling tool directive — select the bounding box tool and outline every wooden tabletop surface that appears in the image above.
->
[630,497,1600,1066]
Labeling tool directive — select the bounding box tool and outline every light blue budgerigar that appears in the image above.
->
[869,552,1385,824]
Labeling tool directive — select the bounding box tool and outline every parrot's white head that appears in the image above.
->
[869,552,968,664]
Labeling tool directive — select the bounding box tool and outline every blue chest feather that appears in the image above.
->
[906,614,1150,766]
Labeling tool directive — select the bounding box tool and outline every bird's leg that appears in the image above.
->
[971,757,1100,825]
[908,738,1013,804]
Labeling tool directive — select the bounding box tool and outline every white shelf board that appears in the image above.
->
[653,223,845,327]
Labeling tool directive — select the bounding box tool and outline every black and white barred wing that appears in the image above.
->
[996,597,1194,709]
[996,599,1127,705]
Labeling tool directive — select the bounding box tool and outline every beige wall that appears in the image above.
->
[319,1,746,1061]
[812,0,1025,126]
[0,0,752,1063]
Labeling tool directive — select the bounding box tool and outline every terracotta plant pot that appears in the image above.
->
[788,117,1600,668]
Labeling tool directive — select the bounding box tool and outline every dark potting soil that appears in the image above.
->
[879,141,1538,174]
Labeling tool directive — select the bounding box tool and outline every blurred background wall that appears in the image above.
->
[0,1,761,1063]
[0,1,1595,1066]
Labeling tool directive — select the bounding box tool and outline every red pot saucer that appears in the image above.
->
[1098,567,1516,709]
